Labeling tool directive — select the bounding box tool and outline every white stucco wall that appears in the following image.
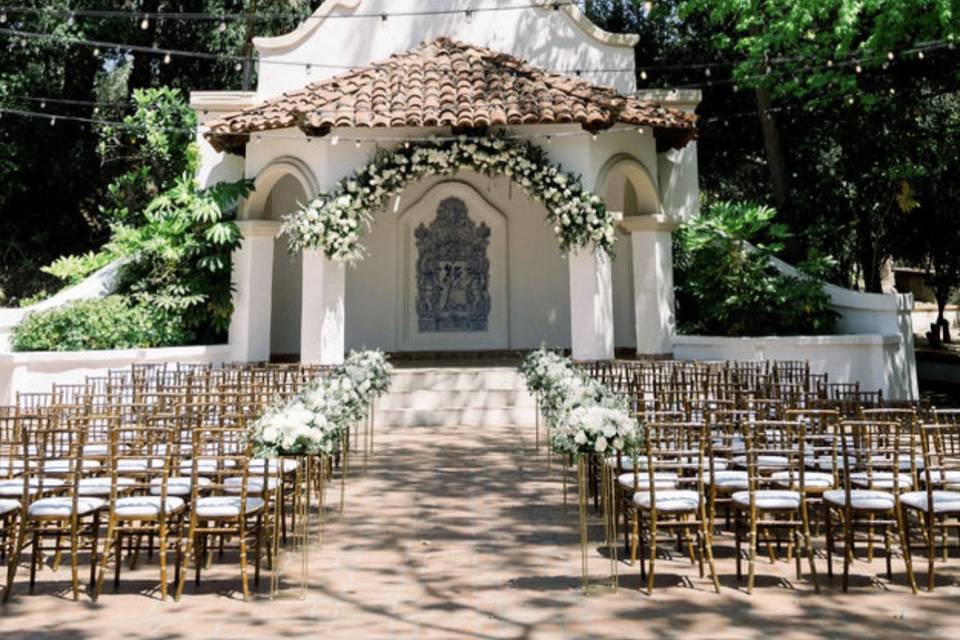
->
[0,345,232,405]
[252,0,638,100]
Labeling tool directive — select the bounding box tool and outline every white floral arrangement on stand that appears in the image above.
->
[519,349,640,458]
[282,135,616,262]
[248,350,393,458]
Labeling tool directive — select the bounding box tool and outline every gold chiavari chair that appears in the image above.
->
[900,421,960,591]
[730,419,820,593]
[822,420,917,592]
[5,419,104,601]
[627,421,719,595]
[177,427,266,601]
[94,423,186,600]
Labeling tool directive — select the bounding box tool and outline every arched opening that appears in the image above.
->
[264,174,306,361]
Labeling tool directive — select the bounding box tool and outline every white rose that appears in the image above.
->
[595,436,608,453]
[574,430,587,445]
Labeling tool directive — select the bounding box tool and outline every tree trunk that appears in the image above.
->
[242,0,259,91]
[754,86,789,214]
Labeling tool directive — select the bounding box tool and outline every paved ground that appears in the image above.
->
[3,421,960,639]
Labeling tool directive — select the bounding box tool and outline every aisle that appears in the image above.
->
[5,422,960,639]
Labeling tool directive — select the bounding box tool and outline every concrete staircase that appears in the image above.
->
[375,367,535,427]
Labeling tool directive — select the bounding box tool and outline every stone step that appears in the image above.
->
[374,406,536,428]
[375,388,535,411]
[388,367,526,392]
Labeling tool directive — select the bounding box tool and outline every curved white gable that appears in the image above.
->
[252,0,638,100]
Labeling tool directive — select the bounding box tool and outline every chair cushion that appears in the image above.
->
[28,496,105,518]
[823,489,895,511]
[247,458,299,475]
[732,455,789,470]
[0,477,64,497]
[605,455,651,471]
[706,470,748,489]
[42,459,101,474]
[732,490,801,510]
[0,498,20,516]
[632,490,700,512]
[150,476,212,496]
[771,471,835,489]
[194,496,265,518]
[224,476,280,495]
[900,491,960,513]
[117,457,166,473]
[77,476,135,496]
[179,458,237,474]
[114,496,185,518]
[849,471,913,490]
[617,472,677,491]
[0,458,25,474]
[926,470,960,486]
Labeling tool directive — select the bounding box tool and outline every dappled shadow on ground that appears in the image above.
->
[4,422,960,639]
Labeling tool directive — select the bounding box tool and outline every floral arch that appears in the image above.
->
[281,136,617,262]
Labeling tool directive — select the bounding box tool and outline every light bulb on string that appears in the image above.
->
[330,135,340,146]
[355,139,362,149]
[855,64,862,73]
[234,62,242,72]
[67,14,75,27]
[305,63,312,75]
[140,18,150,30]
[50,116,56,126]
[218,20,227,33]
[164,52,171,64]
[704,67,711,77]
[826,59,834,68]
[93,47,100,57]
[643,1,653,14]
[40,101,46,109]
[918,51,925,59]
[465,9,474,24]
[889,87,896,95]
[887,51,894,60]
[0,13,6,24]
[640,70,648,80]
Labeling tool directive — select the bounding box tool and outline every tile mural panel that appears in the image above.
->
[414,196,492,332]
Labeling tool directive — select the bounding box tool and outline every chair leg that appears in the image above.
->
[842,512,853,592]
[69,523,80,601]
[927,510,937,592]
[825,507,834,578]
[95,519,116,601]
[897,506,918,594]
[29,530,39,592]
[89,512,100,594]
[646,520,657,596]
[238,520,250,602]
[159,521,168,601]
[747,514,758,594]
[702,526,720,594]
[734,514,742,581]
[114,531,123,588]
[254,514,263,588]
[3,521,26,603]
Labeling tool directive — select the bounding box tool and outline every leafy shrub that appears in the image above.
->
[41,250,118,286]
[11,296,188,352]
[674,201,838,336]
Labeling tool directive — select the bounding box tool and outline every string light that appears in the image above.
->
[164,52,171,64]
[218,20,227,33]
[855,64,862,73]
[465,9,473,24]
[355,139,362,148]
[640,70,648,80]
[0,12,6,23]
[140,18,149,30]
[887,51,894,60]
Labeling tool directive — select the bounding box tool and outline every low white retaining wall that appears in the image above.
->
[673,333,916,400]
[0,344,232,405]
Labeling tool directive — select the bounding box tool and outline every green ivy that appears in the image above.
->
[674,200,838,336]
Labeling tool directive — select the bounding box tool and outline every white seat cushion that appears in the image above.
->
[82,444,110,456]
[823,489,895,511]
[117,457,166,473]
[0,498,19,516]
[605,455,651,471]
[179,458,237,474]
[633,490,700,512]
[114,496,185,518]
[194,496,265,518]
[42,459,101,474]
[706,470,748,489]
[28,496,105,518]
[0,458,25,474]
[900,491,960,513]
[150,476,212,496]
[926,470,960,486]
[0,477,64,497]
[732,455,789,470]
[224,476,280,495]
[247,458,299,475]
[849,471,913,490]
[771,471,834,489]
[617,472,677,491]
[77,477,135,496]
[732,490,801,510]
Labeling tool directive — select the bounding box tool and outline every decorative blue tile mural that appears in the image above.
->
[414,197,492,333]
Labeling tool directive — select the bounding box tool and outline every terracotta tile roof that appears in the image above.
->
[205,37,697,154]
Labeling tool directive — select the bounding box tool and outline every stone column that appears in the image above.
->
[622,215,678,357]
[568,245,615,361]
[229,220,281,362]
[300,249,346,365]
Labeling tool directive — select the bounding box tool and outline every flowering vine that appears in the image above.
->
[281,135,616,262]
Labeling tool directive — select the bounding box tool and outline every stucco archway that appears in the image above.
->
[595,154,661,218]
